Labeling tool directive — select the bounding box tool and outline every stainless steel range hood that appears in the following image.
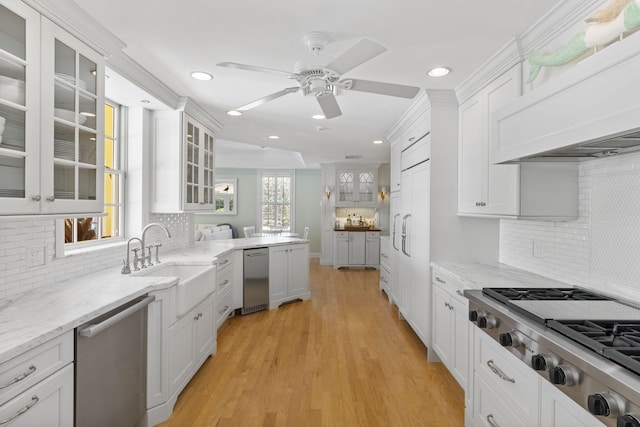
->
[513,129,640,162]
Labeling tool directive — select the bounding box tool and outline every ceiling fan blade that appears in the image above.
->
[217,62,296,78]
[316,93,342,119]
[343,78,420,98]
[325,39,387,75]
[236,87,300,111]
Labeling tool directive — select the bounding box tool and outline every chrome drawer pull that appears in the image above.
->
[456,289,464,297]
[219,305,229,314]
[219,259,229,265]
[487,360,515,383]
[219,279,230,287]
[0,365,36,390]
[435,277,446,284]
[0,395,39,425]
[486,414,499,427]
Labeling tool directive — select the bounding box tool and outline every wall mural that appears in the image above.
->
[528,0,640,81]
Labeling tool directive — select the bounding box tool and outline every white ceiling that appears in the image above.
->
[75,0,559,168]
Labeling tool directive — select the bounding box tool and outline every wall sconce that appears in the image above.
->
[325,186,332,199]
[380,186,387,200]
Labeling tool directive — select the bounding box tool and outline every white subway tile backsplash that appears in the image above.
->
[0,213,195,297]
[500,151,640,299]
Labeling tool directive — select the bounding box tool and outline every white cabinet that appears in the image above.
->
[431,270,468,391]
[333,231,349,267]
[168,293,216,397]
[215,251,236,329]
[379,236,392,299]
[269,243,310,308]
[152,104,218,213]
[398,135,431,347]
[335,168,378,206]
[333,231,379,268]
[0,0,105,215]
[390,142,402,193]
[365,232,380,266]
[388,191,401,305]
[457,64,578,220]
[348,231,365,265]
[0,331,74,427]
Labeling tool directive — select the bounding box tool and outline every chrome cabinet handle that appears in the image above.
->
[401,214,411,257]
[219,279,230,287]
[435,277,446,284]
[31,195,41,201]
[456,289,464,297]
[219,305,229,314]
[46,195,55,202]
[194,312,203,320]
[0,395,39,425]
[0,365,37,390]
[486,414,499,427]
[219,259,230,265]
[487,360,515,383]
[392,213,400,250]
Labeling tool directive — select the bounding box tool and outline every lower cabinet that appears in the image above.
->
[431,272,468,391]
[0,332,74,427]
[540,380,605,427]
[333,231,380,268]
[169,293,216,397]
[269,243,310,308]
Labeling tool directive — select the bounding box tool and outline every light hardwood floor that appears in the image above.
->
[158,259,464,427]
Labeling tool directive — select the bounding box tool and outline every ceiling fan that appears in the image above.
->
[217,32,421,119]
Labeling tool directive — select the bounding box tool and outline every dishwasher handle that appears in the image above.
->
[78,295,155,338]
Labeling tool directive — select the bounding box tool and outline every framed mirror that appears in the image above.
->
[213,178,237,215]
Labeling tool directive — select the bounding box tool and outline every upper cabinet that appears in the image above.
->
[0,0,104,215]
[152,101,221,213]
[335,168,378,207]
[457,63,578,220]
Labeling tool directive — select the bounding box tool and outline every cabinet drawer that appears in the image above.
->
[432,266,465,297]
[216,285,234,329]
[474,328,539,423]
[0,331,73,405]
[216,253,233,272]
[401,134,430,170]
[334,231,349,238]
[474,374,528,427]
[0,363,74,427]
[365,231,379,238]
[217,262,233,293]
[380,266,391,290]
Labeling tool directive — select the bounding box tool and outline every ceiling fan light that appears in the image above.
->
[227,110,242,116]
[191,71,213,81]
[312,114,326,120]
[427,66,451,77]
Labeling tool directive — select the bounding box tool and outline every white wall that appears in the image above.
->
[500,151,640,301]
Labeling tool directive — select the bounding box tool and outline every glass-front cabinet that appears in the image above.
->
[184,118,215,211]
[0,0,104,215]
[336,168,378,207]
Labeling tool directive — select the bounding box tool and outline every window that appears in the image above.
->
[258,170,294,232]
[63,101,124,245]
[213,178,237,215]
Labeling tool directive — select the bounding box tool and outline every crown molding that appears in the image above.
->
[176,97,223,132]
[23,0,126,56]
[386,91,430,142]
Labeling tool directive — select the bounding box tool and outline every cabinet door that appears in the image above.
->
[365,234,379,266]
[0,364,74,427]
[269,245,288,301]
[451,293,469,390]
[390,142,402,192]
[40,18,104,214]
[336,170,354,205]
[356,170,376,205]
[0,1,40,214]
[194,296,215,364]
[348,232,365,265]
[458,92,485,214]
[184,117,215,211]
[432,284,452,366]
[334,236,349,267]
[168,314,195,396]
[287,244,309,296]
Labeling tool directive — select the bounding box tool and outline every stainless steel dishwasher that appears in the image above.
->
[242,248,269,314]
[75,294,155,427]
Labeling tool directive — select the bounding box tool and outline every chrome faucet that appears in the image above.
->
[140,222,172,268]
[122,237,142,274]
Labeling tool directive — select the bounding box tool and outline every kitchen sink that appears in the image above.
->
[136,263,216,317]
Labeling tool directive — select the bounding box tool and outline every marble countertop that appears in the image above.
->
[0,236,305,365]
[333,228,381,232]
[430,260,570,290]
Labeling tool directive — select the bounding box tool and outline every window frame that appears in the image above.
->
[256,170,295,233]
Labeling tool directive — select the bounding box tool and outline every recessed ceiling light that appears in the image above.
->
[191,71,213,81]
[427,66,451,77]
[373,140,383,144]
[268,135,280,140]
[227,110,242,116]
[312,114,325,120]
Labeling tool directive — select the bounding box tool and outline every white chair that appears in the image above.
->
[303,226,310,239]
[243,226,255,238]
